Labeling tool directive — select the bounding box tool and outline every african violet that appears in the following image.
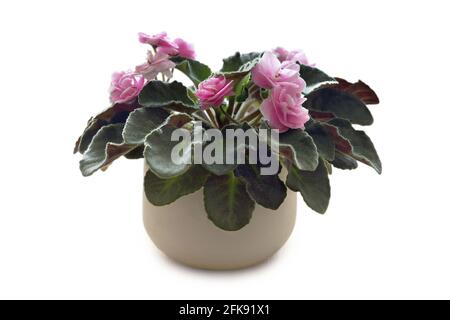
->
[74,32,381,231]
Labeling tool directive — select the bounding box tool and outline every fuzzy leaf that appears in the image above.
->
[201,125,240,176]
[79,124,135,176]
[124,145,144,159]
[301,65,338,94]
[278,129,319,171]
[221,52,262,72]
[174,59,212,86]
[144,166,209,206]
[204,173,255,231]
[74,100,140,154]
[286,158,330,214]
[328,119,382,174]
[138,81,197,110]
[122,107,169,145]
[305,121,335,161]
[304,88,374,126]
[331,151,358,170]
[332,78,379,105]
[235,164,287,210]
[144,114,194,178]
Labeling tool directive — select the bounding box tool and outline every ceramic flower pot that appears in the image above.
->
[143,170,297,270]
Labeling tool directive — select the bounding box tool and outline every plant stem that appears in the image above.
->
[231,101,241,118]
[192,113,212,127]
[235,98,258,120]
[227,96,235,115]
[205,109,219,128]
[240,109,261,123]
[248,113,263,126]
[220,105,240,125]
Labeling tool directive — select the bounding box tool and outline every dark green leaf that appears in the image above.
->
[144,166,209,206]
[305,121,335,161]
[331,151,358,170]
[144,114,193,178]
[124,145,144,159]
[122,107,169,144]
[79,124,135,177]
[174,59,212,86]
[138,81,197,110]
[201,126,238,176]
[328,119,382,174]
[221,52,262,72]
[235,164,287,210]
[74,100,140,154]
[204,173,255,231]
[301,65,337,94]
[304,87,374,126]
[279,129,319,171]
[286,158,330,214]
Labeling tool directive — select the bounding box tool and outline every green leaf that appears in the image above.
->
[201,125,238,176]
[278,129,319,171]
[286,158,330,214]
[122,107,169,145]
[74,100,140,154]
[144,114,194,178]
[305,121,335,161]
[328,119,382,174]
[79,124,135,177]
[300,65,337,94]
[144,165,209,206]
[174,59,212,86]
[331,151,358,170]
[221,52,262,72]
[234,73,251,102]
[331,78,379,105]
[138,81,197,110]
[235,164,287,210]
[124,145,144,159]
[204,173,255,231]
[221,57,260,81]
[304,87,374,126]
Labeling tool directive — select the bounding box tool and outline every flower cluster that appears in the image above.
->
[252,51,310,132]
[109,32,195,104]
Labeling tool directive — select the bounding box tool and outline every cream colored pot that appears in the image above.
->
[143,171,297,270]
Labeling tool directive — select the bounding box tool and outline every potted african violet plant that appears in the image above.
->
[74,32,381,270]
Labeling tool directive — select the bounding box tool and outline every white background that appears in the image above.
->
[0,0,449,300]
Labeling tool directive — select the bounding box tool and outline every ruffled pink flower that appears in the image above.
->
[273,47,314,66]
[109,71,145,104]
[196,76,234,109]
[138,32,172,47]
[135,51,176,80]
[251,52,302,89]
[139,32,196,60]
[174,38,196,59]
[260,82,309,133]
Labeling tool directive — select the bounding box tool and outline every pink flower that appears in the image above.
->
[260,82,310,133]
[251,52,302,89]
[109,71,145,104]
[135,51,176,80]
[273,47,314,66]
[139,31,178,55]
[138,32,172,47]
[174,38,196,59]
[273,47,290,62]
[196,76,234,109]
[139,32,196,60]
